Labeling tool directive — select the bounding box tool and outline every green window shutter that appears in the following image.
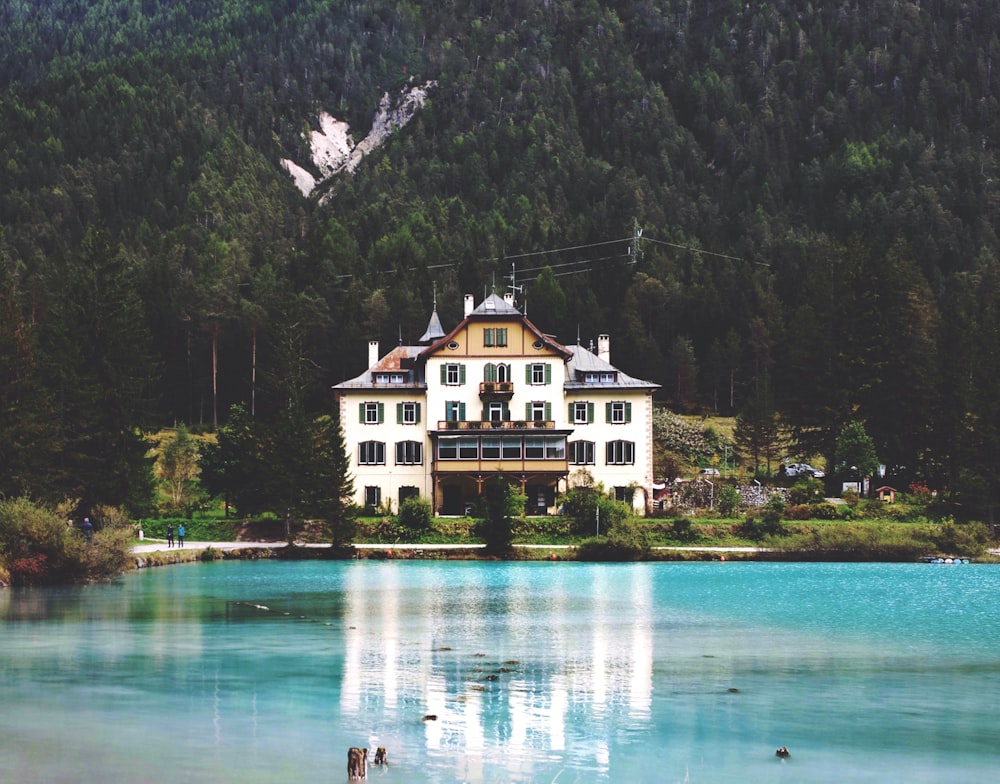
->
[485,363,496,382]
[625,401,632,423]
[525,402,532,419]
[481,406,487,420]
[525,364,532,383]
[459,402,466,420]
[544,363,552,384]
[396,403,403,424]
[606,402,612,422]
[359,403,365,423]
[502,402,509,420]
[498,328,507,346]
[568,403,574,421]
[587,402,595,423]
[415,403,421,424]
[440,365,447,384]
[484,328,493,347]
[545,402,551,420]
[459,364,466,384]
[377,402,385,423]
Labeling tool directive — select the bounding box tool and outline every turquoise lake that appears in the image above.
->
[2,560,999,783]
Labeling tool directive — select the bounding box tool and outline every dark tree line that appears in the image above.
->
[4,1,1000,517]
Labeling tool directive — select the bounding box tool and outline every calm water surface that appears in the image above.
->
[2,561,999,783]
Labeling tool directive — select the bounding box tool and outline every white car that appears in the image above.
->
[699,467,721,477]
[784,463,824,478]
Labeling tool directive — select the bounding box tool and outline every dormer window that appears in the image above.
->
[484,327,508,347]
[584,372,616,383]
[375,373,406,384]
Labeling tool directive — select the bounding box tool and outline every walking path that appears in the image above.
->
[132,540,767,554]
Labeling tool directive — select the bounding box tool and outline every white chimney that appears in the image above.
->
[504,292,515,307]
[368,340,379,368]
[598,334,610,364]
[464,294,475,316]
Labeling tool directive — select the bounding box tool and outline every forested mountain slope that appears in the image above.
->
[3,0,1000,514]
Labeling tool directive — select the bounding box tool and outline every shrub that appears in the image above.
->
[789,478,825,505]
[0,498,132,585]
[786,504,813,520]
[716,486,741,518]
[810,501,840,520]
[398,496,433,529]
[575,519,652,561]
[561,482,629,535]
[670,517,697,541]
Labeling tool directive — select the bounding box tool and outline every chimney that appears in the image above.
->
[464,294,475,317]
[504,292,515,307]
[597,334,610,364]
[368,340,379,368]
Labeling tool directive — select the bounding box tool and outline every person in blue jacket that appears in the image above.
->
[178,524,185,548]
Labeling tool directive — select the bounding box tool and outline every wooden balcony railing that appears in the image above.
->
[478,381,515,397]
[436,419,555,431]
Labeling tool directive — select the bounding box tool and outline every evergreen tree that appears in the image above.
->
[35,227,157,515]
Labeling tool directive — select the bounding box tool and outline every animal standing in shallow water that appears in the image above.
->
[775,746,791,758]
[373,747,387,766]
[347,747,368,779]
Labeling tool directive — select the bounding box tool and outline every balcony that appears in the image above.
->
[479,381,514,399]
[437,419,555,431]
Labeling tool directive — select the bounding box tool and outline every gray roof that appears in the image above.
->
[332,345,426,390]
[471,292,520,316]
[564,344,659,391]
[418,305,446,343]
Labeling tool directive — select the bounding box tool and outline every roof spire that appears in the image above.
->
[417,284,446,344]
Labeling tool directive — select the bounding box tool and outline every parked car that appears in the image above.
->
[699,467,721,477]
[782,462,825,478]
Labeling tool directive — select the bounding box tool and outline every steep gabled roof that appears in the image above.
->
[418,294,573,361]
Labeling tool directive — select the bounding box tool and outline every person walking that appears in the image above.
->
[166,523,174,548]
[82,517,93,544]
[178,524,185,548]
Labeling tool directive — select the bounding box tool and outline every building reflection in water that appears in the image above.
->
[338,562,653,774]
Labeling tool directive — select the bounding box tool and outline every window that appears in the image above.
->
[606,440,635,465]
[458,438,479,459]
[501,437,522,459]
[527,401,550,421]
[585,372,616,383]
[360,402,384,424]
[375,373,405,384]
[445,401,466,421]
[607,401,631,424]
[395,440,423,465]
[442,363,466,385]
[397,402,421,425]
[570,401,594,424]
[398,486,419,504]
[524,437,544,459]
[481,437,501,459]
[364,486,381,511]
[545,436,566,460]
[438,437,458,459]
[485,401,508,421]
[527,362,551,385]
[359,441,386,465]
[484,362,512,382]
[483,327,508,347]
[569,440,595,465]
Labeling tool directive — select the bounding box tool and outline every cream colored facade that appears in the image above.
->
[334,293,658,516]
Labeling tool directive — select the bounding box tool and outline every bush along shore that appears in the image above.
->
[4,498,996,587]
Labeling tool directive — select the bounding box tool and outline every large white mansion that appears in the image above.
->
[334,292,659,516]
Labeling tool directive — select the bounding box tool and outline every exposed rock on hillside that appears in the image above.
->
[282,80,435,197]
